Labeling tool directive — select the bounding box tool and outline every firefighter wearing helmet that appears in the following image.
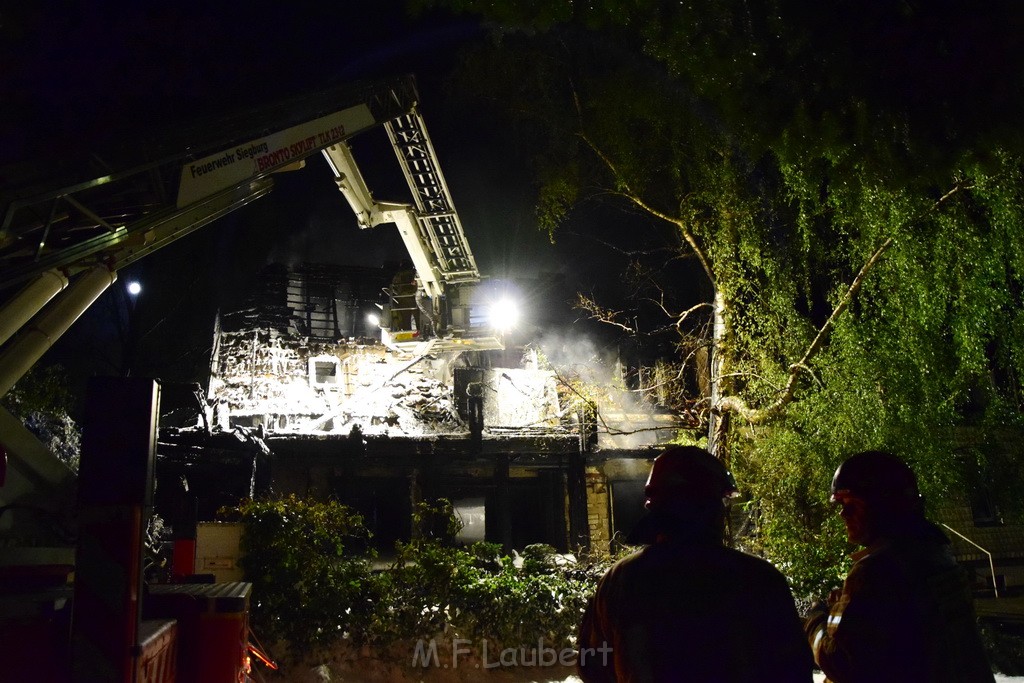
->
[577,446,813,682]
[804,450,993,682]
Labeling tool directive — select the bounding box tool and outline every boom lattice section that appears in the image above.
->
[385,111,479,285]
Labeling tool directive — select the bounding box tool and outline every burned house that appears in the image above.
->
[171,262,690,553]
[172,261,1024,593]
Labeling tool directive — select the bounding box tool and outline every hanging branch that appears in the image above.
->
[718,236,893,423]
[718,179,973,424]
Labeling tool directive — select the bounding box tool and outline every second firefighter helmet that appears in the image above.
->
[830,450,920,505]
[644,446,740,509]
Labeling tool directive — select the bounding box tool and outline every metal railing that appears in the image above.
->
[941,523,1000,598]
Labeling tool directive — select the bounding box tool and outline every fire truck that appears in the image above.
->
[0,75,504,682]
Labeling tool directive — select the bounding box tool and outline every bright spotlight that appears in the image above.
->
[366,312,381,328]
[126,281,142,296]
[489,298,520,332]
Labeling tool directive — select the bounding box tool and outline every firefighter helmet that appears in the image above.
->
[644,446,740,509]
[830,450,920,504]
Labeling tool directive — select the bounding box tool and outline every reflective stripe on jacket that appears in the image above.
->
[805,524,994,683]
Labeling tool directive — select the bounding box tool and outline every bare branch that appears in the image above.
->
[673,302,714,333]
[578,132,717,289]
[561,227,681,260]
[575,292,638,333]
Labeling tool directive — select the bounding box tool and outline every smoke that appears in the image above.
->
[605,457,656,480]
[534,331,608,376]
[533,330,682,450]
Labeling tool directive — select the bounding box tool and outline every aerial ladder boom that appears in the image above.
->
[322,106,481,296]
[322,106,499,350]
[383,109,479,286]
[0,77,420,292]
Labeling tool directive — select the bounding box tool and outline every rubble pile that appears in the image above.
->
[315,375,465,437]
[210,327,474,437]
[208,323,581,441]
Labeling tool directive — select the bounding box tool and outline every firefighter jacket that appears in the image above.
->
[804,521,994,683]
[578,537,814,683]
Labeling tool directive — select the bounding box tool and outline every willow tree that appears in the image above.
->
[424,0,1024,592]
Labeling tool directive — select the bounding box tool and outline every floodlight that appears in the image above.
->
[489,298,519,332]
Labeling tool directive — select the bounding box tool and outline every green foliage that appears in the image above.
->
[728,154,1024,593]
[234,497,602,665]
[733,427,850,597]
[1,364,81,472]
[377,539,594,650]
[236,495,377,656]
[410,497,461,544]
[373,501,595,650]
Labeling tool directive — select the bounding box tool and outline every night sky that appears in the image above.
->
[1,1,539,267]
[1,2,643,398]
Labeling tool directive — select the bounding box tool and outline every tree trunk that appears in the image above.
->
[706,288,727,458]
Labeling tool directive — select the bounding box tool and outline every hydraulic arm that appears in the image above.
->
[322,106,500,351]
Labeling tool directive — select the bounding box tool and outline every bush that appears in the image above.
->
[236,495,377,656]
[233,496,603,666]
[374,536,593,651]
[368,502,596,651]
